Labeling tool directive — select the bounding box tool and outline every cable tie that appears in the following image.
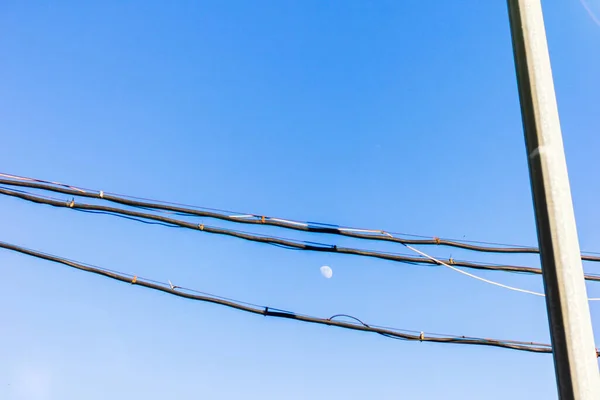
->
[264,306,269,316]
[169,280,176,290]
[99,190,104,199]
[449,257,455,265]
[131,275,137,284]
[68,199,75,208]
[199,224,204,231]
[261,216,266,223]
[433,237,441,245]
[420,331,424,341]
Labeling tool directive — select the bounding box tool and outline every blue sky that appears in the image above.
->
[1,1,599,399]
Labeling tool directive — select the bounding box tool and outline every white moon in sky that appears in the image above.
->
[320,265,333,279]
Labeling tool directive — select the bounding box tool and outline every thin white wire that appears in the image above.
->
[403,244,600,301]
[580,0,600,27]
[403,244,545,297]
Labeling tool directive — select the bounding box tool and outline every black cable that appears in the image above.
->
[73,209,183,228]
[328,314,371,326]
[2,186,600,283]
[2,176,598,262]
[0,240,561,355]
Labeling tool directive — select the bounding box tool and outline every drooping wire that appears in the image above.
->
[0,239,564,356]
[403,244,538,297]
[401,244,600,301]
[1,174,599,261]
[4,186,600,283]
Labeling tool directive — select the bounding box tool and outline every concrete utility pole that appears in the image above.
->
[506,0,600,398]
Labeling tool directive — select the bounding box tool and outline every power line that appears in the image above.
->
[403,243,600,301]
[2,174,599,261]
[403,244,544,297]
[5,186,600,283]
[0,239,565,355]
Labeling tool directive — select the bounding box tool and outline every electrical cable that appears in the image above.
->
[403,243,545,296]
[2,174,599,261]
[0,239,566,356]
[4,186,600,283]
[402,244,600,301]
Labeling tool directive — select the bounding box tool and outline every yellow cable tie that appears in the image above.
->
[419,331,425,341]
[433,237,441,245]
[261,216,266,223]
[199,224,204,231]
[449,257,455,265]
[131,275,137,284]
[68,199,75,208]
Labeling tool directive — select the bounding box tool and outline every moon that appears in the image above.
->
[320,265,333,279]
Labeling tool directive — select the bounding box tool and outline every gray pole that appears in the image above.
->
[506,0,600,398]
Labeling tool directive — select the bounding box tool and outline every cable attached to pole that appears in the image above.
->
[0,239,568,356]
[3,186,600,282]
[1,174,599,262]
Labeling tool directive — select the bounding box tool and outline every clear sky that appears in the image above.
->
[1,1,599,399]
